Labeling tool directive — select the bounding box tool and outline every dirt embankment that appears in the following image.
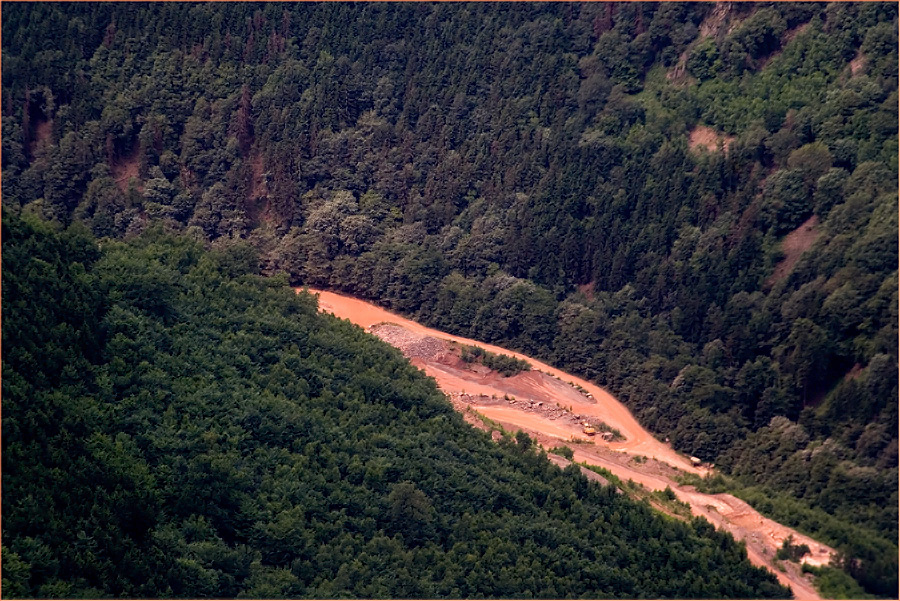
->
[304,288,833,600]
[768,215,820,286]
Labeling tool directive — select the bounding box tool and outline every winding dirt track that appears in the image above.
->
[302,288,831,599]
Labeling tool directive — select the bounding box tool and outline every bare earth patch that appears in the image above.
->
[767,215,820,286]
[688,125,735,153]
[246,153,272,226]
[576,281,595,300]
[27,118,53,158]
[850,52,866,77]
[666,54,694,85]
[111,142,142,193]
[699,2,735,39]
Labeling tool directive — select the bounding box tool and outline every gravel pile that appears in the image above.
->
[370,323,449,361]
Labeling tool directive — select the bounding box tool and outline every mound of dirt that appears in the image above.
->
[688,125,735,153]
[370,323,452,362]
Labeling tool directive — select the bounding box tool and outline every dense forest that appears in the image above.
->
[2,214,790,598]
[2,2,897,597]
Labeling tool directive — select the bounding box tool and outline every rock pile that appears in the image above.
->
[370,323,449,361]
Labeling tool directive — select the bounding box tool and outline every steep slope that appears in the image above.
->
[1,215,789,598]
[2,3,896,597]
[309,288,834,599]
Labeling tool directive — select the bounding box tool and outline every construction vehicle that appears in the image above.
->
[582,422,596,436]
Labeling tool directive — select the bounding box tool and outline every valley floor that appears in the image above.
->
[304,288,834,600]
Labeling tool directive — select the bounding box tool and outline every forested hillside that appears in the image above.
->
[1,214,790,598]
[2,2,897,597]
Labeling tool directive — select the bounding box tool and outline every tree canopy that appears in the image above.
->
[2,215,789,598]
[2,2,897,597]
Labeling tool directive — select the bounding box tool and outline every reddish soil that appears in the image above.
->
[245,153,272,225]
[768,215,820,286]
[26,118,53,158]
[844,363,864,381]
[305,288,834,599]
[576,281,595,300]
[688,125,735,154]
[699,2,734,40]
[111,142,142,193]
[314,289,702,473]
[850,52,866,77]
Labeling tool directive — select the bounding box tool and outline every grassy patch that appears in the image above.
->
[459,344,531,376]
[549,445,574,460]
[580,464,691,519]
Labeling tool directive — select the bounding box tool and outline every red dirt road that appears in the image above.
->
[303,288,832,599]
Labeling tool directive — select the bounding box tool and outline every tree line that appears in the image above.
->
[2,214,789,598]
[2,2,896,596]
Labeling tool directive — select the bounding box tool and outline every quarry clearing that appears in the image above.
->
[303,288,833,599]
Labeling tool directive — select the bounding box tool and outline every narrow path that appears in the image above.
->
[302,288,831,600]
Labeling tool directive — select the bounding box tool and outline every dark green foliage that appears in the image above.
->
[549,446,575,461]
[802,565,876,600]
[2,2,896,596]
[687,39,721,81]
[2,215,789,598]
[459,345,532,377]
[775,536,810,562]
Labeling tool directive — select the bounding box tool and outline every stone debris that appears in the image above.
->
[450,392,613,434]
[370,323,450,361]
[370,322,618,439]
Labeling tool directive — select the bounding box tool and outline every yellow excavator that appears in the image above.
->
[582,422,596,436]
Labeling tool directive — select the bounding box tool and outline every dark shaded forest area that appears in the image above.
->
[2,2,897,597]
[2,214,789,598]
